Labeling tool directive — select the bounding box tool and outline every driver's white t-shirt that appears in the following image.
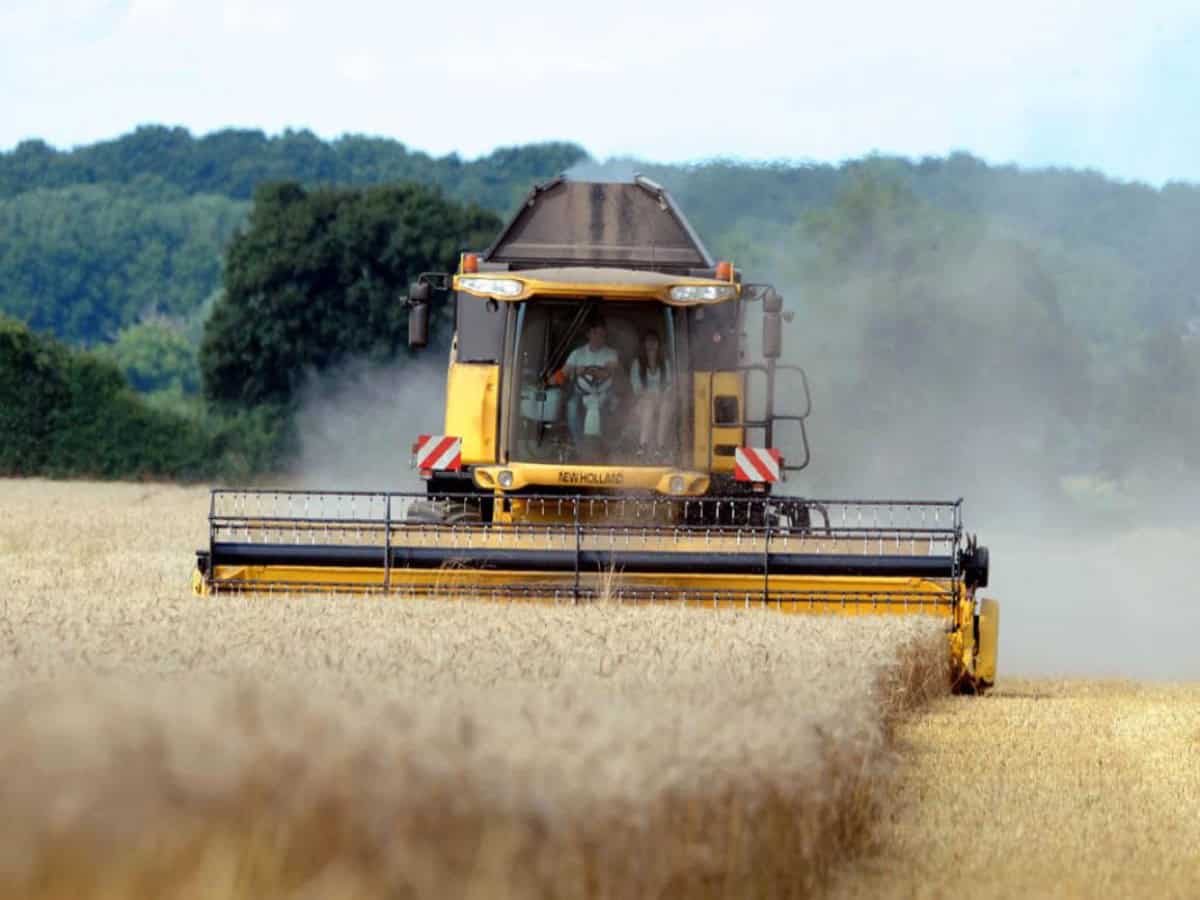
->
[566,345,619,373]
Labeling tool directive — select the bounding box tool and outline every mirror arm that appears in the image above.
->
[406,272,451,350]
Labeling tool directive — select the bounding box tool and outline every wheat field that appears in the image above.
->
[829,678,1200,898]
[0,479,949,899]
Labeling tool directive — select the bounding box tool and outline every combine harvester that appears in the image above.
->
[194,177,999,692]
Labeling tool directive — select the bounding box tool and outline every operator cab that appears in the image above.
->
[511,298,681,466]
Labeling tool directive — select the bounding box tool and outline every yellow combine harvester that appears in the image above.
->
[194,176,999,692]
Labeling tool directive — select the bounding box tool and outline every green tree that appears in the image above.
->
[200,181,500,408]
[101,317,201,394]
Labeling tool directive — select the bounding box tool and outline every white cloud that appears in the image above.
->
[125,0,177,24]
[0,0,121,40]
[221,0,293,35]
[337,51,382,85]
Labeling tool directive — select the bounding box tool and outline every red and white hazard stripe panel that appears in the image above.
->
[733,447,782,483]
[413,434,462,472]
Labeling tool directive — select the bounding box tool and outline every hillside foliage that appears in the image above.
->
[0,178,244,344]
[0,126,585,208]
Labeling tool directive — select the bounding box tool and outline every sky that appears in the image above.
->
[2,0,1199,186]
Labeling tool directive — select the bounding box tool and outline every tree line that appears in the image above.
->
[4,129,1198,356]
[0,126,585,208]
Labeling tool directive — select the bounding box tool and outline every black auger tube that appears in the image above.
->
[211,543,957,579]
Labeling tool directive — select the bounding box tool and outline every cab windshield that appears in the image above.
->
[510,299,681,466]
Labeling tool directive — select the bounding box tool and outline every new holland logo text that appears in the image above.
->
[558,470,624,485]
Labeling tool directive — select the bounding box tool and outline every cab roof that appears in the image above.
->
[483,177,714,273]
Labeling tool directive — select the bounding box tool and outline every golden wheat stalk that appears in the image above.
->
[0,479,949,899]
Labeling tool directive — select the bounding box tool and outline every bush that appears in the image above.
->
[0,315,65,473]
[0,315,286,480]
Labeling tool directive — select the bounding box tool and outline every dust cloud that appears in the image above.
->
[986,526,1200,680]
[754,239,1200,682]
[285,356,446,492]
[564,157,639,182]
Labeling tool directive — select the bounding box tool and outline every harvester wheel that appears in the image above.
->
[407,499,488,525]
[773,500,812,532]
[446,507,484,525]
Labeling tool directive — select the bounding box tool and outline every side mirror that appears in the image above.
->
[407,281,431,349]
[762,289,783,359]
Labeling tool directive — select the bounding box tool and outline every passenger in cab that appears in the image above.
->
[630,329,672,457]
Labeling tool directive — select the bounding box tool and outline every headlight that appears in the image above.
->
[459,277,523,297]
[497,469,515,489]
[669,284,736,302]
[668,475,687,494]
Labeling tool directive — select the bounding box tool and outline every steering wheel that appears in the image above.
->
[577,366,611,391]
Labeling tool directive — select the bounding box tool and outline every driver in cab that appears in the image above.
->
[563,317,619,443]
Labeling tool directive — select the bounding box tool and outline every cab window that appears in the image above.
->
[509,299,681,466]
